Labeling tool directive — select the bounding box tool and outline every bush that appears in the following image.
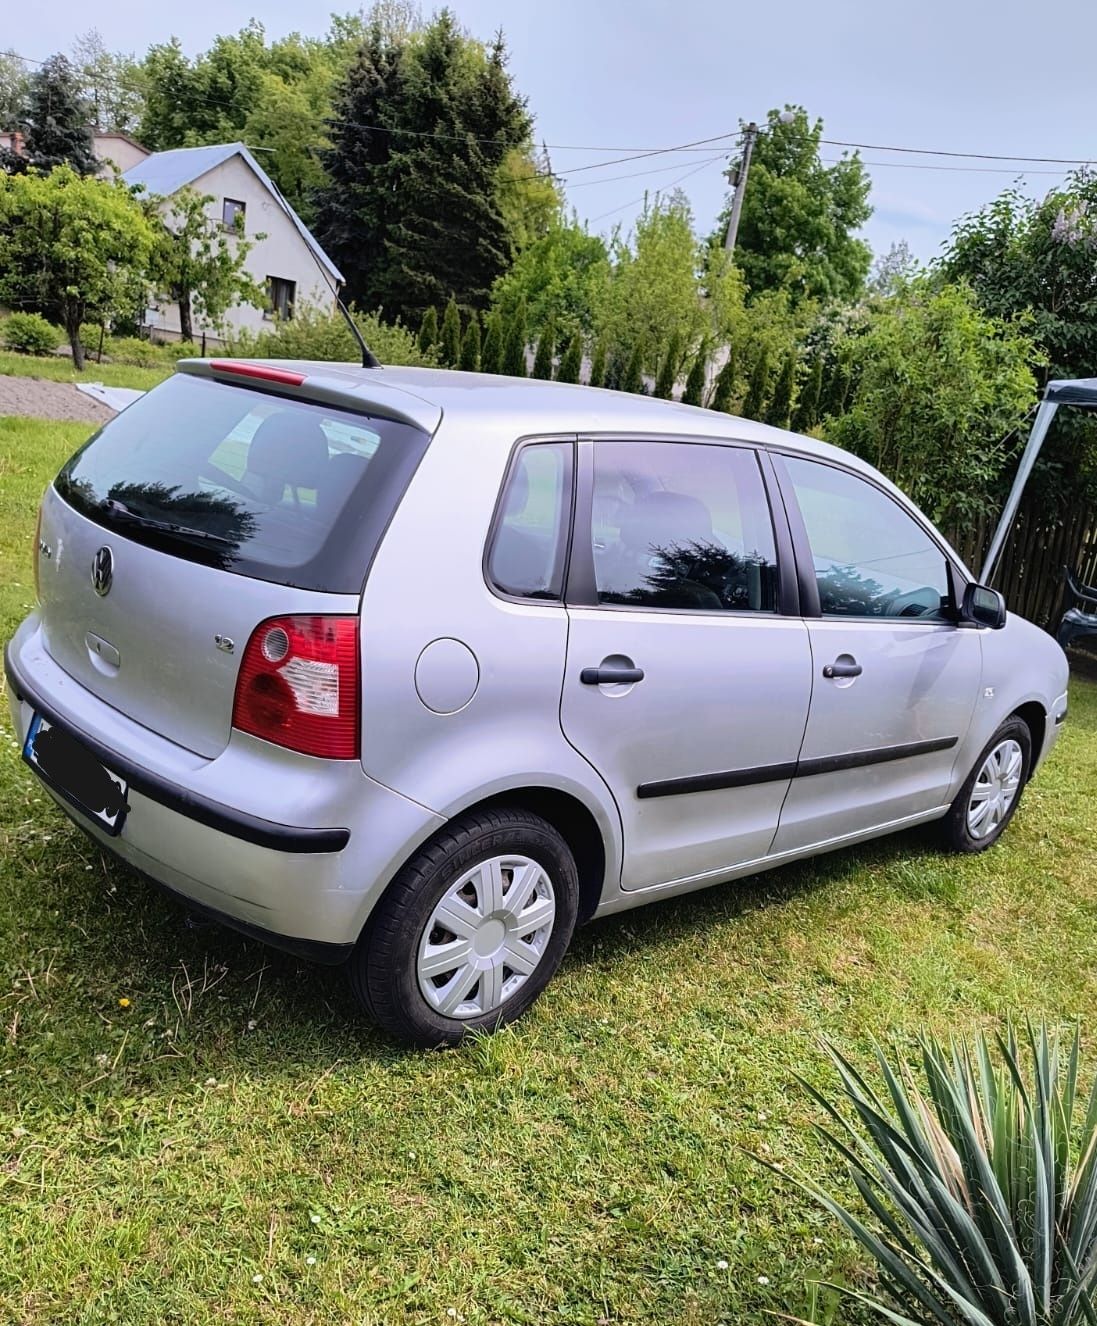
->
[791,1023,1097,1325]
[2,312,62,356]
[225,306,436,368]
[103,336,170,367]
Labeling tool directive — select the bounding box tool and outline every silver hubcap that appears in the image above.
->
[417,855,556,1020]
[967,738,1023,839]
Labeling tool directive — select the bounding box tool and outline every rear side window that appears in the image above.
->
[54,373,430,593]
[487,442,573,600]
[589,440,779,612]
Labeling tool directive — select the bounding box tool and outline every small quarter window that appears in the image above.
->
[782,455,951,619]
[590,441,779,612]
[267,277,296,322]
[487,443,573,600]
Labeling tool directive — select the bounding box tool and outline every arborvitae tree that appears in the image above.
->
[439,296,461,367]
[621,340,645,395]
[481,309,504,374]
[682,346,708,406]
[458,312,481,371]
[823,351,853,419]
[502,296,527,376]
[556,330,582,384]
[710,343,738,413]
[765,349,797,429]
[23,55,96,174]
[532,319,555,379]
[793,353,824,432]
[742,346,771,421]
[417,305,438,355]
[654,331,683,400]
[588,336,608,388]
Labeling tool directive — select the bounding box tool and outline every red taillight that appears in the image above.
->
[209,361,307,386]
[232,616,359,759]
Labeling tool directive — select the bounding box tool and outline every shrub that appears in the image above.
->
[439,297,461,368]
[2,312,62,356]
[103,336,168,367]
[654,331,682,400]
[532,319,555,380]
[226,306,436,368]
[458,314,481,372]
[681,346,708,407]
[556,331,582,384]
[418,306,438,355]
[588,336,608,389]
[710,344,737,413]
[481,311,504,375]
[789,1023,1097,1326]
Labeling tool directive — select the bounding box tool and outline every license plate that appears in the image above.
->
[23,714,129,836]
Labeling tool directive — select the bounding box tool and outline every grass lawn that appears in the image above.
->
[1,416,1096,1325]
[0,350,173,392]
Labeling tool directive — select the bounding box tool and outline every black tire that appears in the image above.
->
[940,716,1032,854]
[349,807,579,1046]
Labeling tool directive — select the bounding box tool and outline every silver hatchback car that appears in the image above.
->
[8,360,1069,1043]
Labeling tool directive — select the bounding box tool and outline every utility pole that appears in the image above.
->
[723,121,758,252]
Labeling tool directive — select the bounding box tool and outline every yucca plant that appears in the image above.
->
[788,1025,1097,1325]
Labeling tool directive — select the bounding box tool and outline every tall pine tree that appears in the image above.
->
[621,341,645,395]
[481,309,504,374]
[710,346,737,413]
[654,331,682,400]
[23,55,96,175]
[532,319,555,379]
[439,296,462,367]
[417,306,438,355]
[682,346,708,407]
[502,296,527,376]
[459,313,481,371]
[556,331,582,384]
[315,15,530,323]
[588,336,608,389]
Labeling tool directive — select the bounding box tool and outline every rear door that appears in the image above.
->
[36,371,429,757]
[769,453,982,854]
[559,438,813,891]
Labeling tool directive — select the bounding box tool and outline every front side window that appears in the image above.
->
[222,198,246,232]
[781,455,951,619]
[487,442,573,600]
[267,276,296,321]
[590,441,779,612]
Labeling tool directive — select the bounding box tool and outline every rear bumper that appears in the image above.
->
[6,615,446,949]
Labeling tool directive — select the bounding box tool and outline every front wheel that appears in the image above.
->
[940,717,1032,854]
[349,808,579,1046]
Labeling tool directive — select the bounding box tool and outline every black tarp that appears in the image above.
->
[1044,378,1097,408]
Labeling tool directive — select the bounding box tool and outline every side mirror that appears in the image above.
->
[962,582,1007,629]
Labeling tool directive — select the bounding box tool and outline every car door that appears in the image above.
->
[769,453,982,855]
[559,438,813,892]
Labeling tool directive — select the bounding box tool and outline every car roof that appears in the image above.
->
[182,359,860,470]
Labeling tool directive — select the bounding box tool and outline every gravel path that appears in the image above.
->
[0,375,115,424]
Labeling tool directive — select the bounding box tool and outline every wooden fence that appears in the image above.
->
[947,502,1097,630]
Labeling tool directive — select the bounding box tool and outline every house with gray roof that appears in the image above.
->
[122,142,342,345]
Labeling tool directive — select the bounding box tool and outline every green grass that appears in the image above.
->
[1,415,1096,1324]
[0,350,172,392]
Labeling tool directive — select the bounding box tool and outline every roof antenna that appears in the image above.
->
[254,150,381,369]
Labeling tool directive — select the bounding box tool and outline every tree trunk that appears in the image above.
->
[64,303,85,371]
[177,286,193,342]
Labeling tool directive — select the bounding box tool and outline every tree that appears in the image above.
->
[0,52,29,132]
[22,55,96,175]
[418,306,438,355]
[654,330,683,400]
[491,216,610,345]
[620,340,645,394]
[459,313,481,371]
[439,296,462,367]
[792,353,824,432]
[742,346,770,420]
[144,187,265,343]
[588,336,607,388]
[481,309,504,374]
[869,239,918,296]
[70,30,143,133]
[0,167,154,368]
[765,350,797,429]
[532,319,555,379]
[497,144,565,254]
[502,296,527,376]
[556,330,582,384]
[315,13,531,323]
[710,348,737,413]
[825,278,1037,528]
[682,346,707,407]
[712,106,872,304]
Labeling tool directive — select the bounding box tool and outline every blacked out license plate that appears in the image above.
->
[23,714,129,836]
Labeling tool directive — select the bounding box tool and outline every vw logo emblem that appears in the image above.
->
[91,546,114,597]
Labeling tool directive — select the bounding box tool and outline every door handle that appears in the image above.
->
[580,665,644,685]
[823,658,863,679]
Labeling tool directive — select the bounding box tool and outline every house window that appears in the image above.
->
[222,198,246,232]
[267,277,296,322]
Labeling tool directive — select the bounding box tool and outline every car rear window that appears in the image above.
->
[54,372,431,593]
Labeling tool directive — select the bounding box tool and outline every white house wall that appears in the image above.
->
[145,154,337,345]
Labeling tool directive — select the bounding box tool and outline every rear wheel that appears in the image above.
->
[940,717,1032,853]
[349,808,579,1046]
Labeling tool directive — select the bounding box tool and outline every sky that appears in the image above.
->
[18,0,1097,265]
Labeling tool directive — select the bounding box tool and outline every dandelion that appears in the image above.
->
[12,1125,27,1137]
[812,1237,823,1246]
[305,1256,316,1266]
[204,1076,217,1086]
[118,997,130,1008]
[716,1259,729,1271]
[446,1311,457,1320]
[252,1273,263,1285]
[408,1150,417,1160]
[757,1275,770,1286]
[95,1053,110,1068]
[247,1019,257,1031]
[310,1213,321,1225]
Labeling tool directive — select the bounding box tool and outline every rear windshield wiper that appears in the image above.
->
[100,498,236,547]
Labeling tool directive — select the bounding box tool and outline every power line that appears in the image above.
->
[566,153,728,189]
[821,136,1096,167]
[822,156,1076,177]
[588,155,720,225]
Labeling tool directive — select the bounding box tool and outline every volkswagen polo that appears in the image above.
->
[7,359,1069,1044]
